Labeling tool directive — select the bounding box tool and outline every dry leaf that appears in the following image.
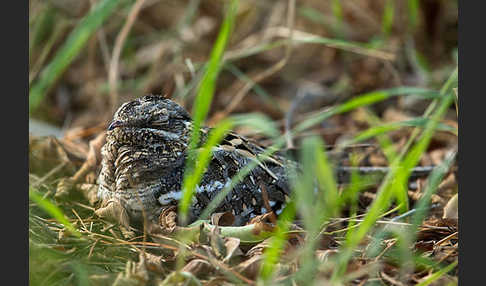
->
[234,255,263,280]
[443,193,458,219]
[222,237,243,263]
[181,259,213,277]
[29,135,84,177]
[54,132,106,201]
[211,211,235,226]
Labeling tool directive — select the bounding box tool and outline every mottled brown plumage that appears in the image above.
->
[97,95,291,225]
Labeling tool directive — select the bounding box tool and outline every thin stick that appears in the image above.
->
[435,231,458,247]
[71,208,88,231]
[108,0,148,116]
[218,0,296,119]
[32,162,67,187]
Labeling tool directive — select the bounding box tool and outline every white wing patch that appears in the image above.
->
[158,190,183,204]
[158,179,232,205]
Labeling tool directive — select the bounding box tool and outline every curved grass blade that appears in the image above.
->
[258,202,296,282]
[291,137,340,284]
[179,119,233,223]
[29,188,81,238]
[29,0,123,114]
[179,0,239,224]
[294,87,440,134]
[186,0,238,151]
[343,117,457,147]
[331,88,455,282]
[198,86,442,221]
[382,0,395,37]
[415,261,458,286]
[411,150,457,227]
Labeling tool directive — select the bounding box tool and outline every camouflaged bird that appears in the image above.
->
[97,95,292,226]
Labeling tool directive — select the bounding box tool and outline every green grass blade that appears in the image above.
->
[314,140,340,219]
[415,261,458,286]
[392,93,455,213]
[29,188,81,238]
[179,119,233,222]
[224,40,285,62]
[341,159,366,240]
[408,0,420,31]
[343,118,457,147]
[294,87,440,133]
[382,0,395,37]
[187,0,238,148]
[295,137,338,232]
[29,0,123,114]
[258,202,296,282]
[29,6,56,61]
[292,34,392,59]
[357,92,454,241]
[299,4,344,37]
[411,152,457,228]
[197,141,283,221]
[179,0,239,223]
[292,137,340,284]
[199,86,442,221]
[331,0,343,25]
[331,89,454,282]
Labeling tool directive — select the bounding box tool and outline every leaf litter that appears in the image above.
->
[29,0,458,284]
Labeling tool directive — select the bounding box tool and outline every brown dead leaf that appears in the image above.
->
[203,277,231,286]
[83,132,106,169]
[55,132,106,201]
[429,149,447,166]
[414,241,435,253]
[249,213,277,236]
[159,271,201,286]
[55,177,77,200]
[437,173,457,193]
[368,152,389,167]
[443,193,458,219]
[29,135,85,177]
[211,211,235,226]
[181,259,213,278]
[234,255,263,280]
[246,238,273,258]
[417,218,458,241]
[222,237,243,263]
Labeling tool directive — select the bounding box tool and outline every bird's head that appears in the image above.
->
[108,95,192,134]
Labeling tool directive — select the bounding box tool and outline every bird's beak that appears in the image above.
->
[108,120,124,131]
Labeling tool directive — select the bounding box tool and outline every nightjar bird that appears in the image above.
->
[97,95,292,226]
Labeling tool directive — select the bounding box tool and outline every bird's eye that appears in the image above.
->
[147,108,169,126]
[150,115,169,126]
[150,119,167,126]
